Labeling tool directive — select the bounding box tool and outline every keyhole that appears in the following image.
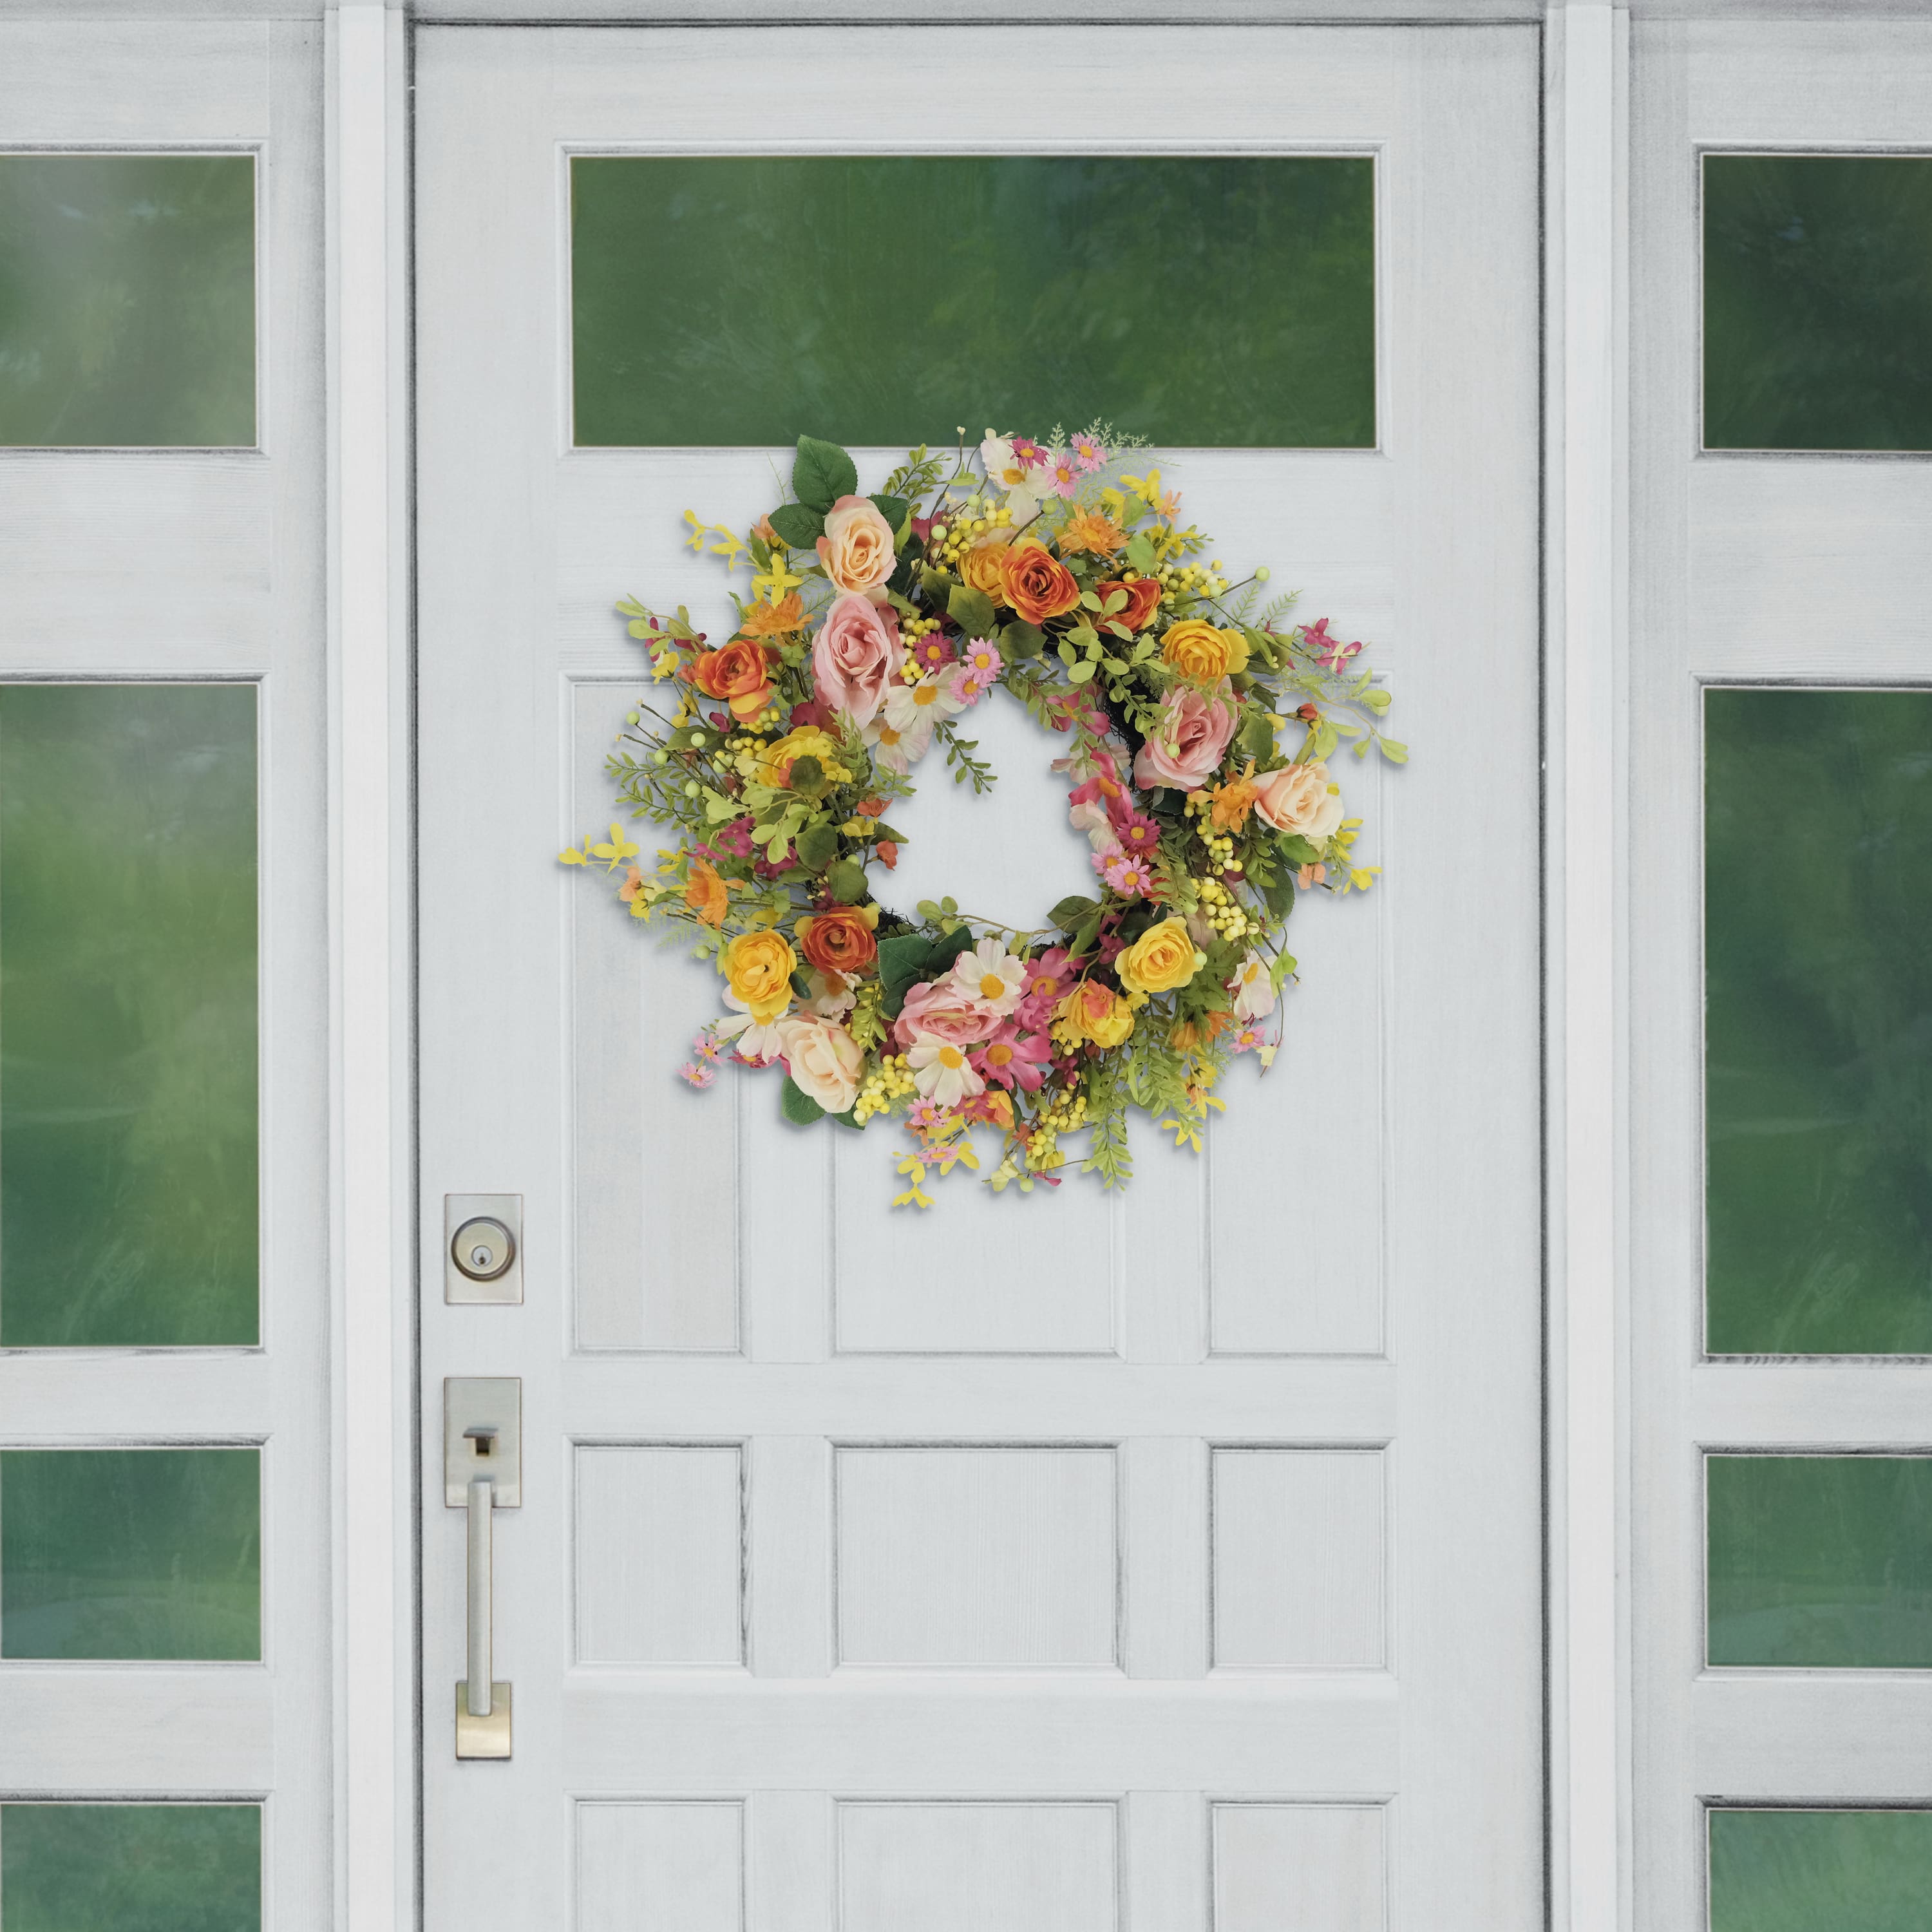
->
[471,1244,493,1271]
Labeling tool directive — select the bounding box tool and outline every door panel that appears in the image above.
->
[416,24,1542,1929]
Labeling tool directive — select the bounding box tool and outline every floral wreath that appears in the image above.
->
[562,426,1405,1206]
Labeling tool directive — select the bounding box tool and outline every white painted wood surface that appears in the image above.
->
[414,21,1543,1930]
[1627,19,1932,1932]
[0,17,333,1931]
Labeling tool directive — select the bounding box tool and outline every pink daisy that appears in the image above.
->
[1071,433,1105,471]
[958,638,1004,695]
[913,632,956,673]
[1231,1027,1266,1054]
[1046,451,1080,497]
[1111,808,1160,857]
[692,1030,723,1063]
[971,1025,1053,1092]
[1010,437,1047,469]
[677,1060,717,1089]
[1099,851,1155,896]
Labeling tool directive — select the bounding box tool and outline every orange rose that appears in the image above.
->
[692,638,775,720]
[684,857,728,928]
[796,905,878,976]
[1000,541,1081,624]
[1098,576,1162,633]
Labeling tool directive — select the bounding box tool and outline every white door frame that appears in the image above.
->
[321,5,1630,1929]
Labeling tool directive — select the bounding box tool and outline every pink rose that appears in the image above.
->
[1252,760,1344,842]
[1133,683,1238,791]
[816,495,896,601]
[891,978,999,1051]
[812,593,904,728]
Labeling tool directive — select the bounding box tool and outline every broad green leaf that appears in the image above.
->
[877,932,936,1017]
[1126,533,1159,573]
[930,923,975,972]
[947,583,998,638]
[826,858,867,904]
[1236,710,1276,759]
[1066,659,1097,684]
[1001,620,1045,661]
[1276,833,1322,866]
[780,1077,825,1126]
[795,821,839,869]
[1050,894,1101,927]
[1068,909,1105,958]
[767,501,825,548]
[869,493,909,538]
[792,435,858,513]
[1378,736,1409,764]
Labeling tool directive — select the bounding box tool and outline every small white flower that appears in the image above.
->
[907,1034,985,1108]
[862,708,933,773]
[882,668,967,738]
[950,936,1026,1017]
[1229,948,1276,1022]
[714,988,789,1063]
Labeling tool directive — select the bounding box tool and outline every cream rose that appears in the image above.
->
[1253,761,1344,842]
[777,1014,865,1114]
[812,592,903,728]
[1132,683,1238,791]
[816,494,896,601]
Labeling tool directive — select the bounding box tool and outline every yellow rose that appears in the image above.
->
[757,726,846,788]
[958,535,1012,598]
[1115,916,1202,996]
[1057,980,1136,1049]
[724,929,797,1018]
[1160,618,1249,680]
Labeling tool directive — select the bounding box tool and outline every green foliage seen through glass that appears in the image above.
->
[0,153,256,448]
[571,156,1374,449]
[0,684,260,1347]
[0,1448,260,1660]
[0,1804,261,1932]
[1705,688,1932,1354]
[1710,1808,1932,1932]
[1707,1454,1932,1668]
[1703,154,1932,451]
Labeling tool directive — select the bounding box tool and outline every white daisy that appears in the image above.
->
[949,936,1026,1016]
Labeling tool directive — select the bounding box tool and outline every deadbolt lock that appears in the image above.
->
[443,1195,524,1305]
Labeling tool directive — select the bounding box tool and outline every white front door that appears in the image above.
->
[415,23,1544,1929]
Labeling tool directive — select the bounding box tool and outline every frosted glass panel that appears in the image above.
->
[0,684,259,1347]
[1710,1808,1932,1932]
[571,156,1374,448]
[0,1448,260,1661]
[0,1803,261,1932]
[0,153,256,448]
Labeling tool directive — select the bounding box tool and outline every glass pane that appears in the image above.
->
[0,153,256,448]
[571,156,1374,449]
[0,684,260,1348]
[1705,688,1932,1354]
[0,1448,260,1660]
[1707,1454,1932,1668]
[0,1803,261,1932]
[1703,154,1932,452]
[1710,1808,1932,1932]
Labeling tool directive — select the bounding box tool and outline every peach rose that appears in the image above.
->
[816,495,896,601]
[812,593,904,728]
[777,1013,865,1114]
[692,638,776,721]
[1253,761,1345,842]
[796,905,878,976]
[999,541,1081,623]
[891,978,999,1050]
[1133,683,1238,791]
[1098,577,1162,633]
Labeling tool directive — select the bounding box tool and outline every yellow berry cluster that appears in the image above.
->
[1198,875,1255,942]
[853,1054,918,1124]
[1156,558,1229,599]
[1024,1086,1090,1168]
[927,500,1014,568]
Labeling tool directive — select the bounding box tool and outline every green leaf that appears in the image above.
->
[947,583,998,638]
[792,435,858,513]
[1068,909,1105,958]
[1001,620,1045,661]
[1065,658,1097,684]
[869,493,910,537]
[781,1077,826,1126]
[795,821,839,870]
[930,923,975,972]
[826,858,867,904]
[1260,871,1297,919]
[1126,533,1159,573]
[788,755,828,799]
[1050,893,1101,928]
[766,501,825,549]
[876,933,936,1017]
[1236,710,1276,759]
[1378,736,1409,764]
[1276,833,1322,866]
[920,565,958,605]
